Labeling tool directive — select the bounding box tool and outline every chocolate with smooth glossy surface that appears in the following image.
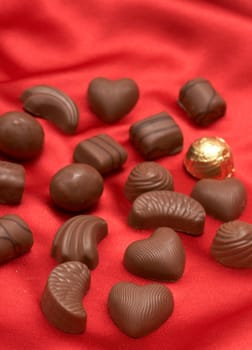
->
[0,160,25,204]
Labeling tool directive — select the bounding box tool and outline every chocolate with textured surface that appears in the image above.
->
[0,112,44,160]
[191,178,246,222]
[129,190,205,235]
[73,134,127,174]
[0,161,25,204]
[21,85,79,134]
[211,221,252,268]
[124,162,174,201]
[41,261,90,333]
[51,215,108,269]
[50,164,104,212]
[0,214,33,264]
[129,112,183,160]
[108,282,174,338]
[88,77,139,123]
[178,77,226,126]
[123,227,185,281]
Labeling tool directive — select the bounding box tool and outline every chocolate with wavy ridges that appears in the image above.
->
[0,160,25,204]
[51,215,108,269]
[21,85,79,134]
[211,221,252,268]
[129,190,205,235]
[41,261,91,333]
[108,282,174,338]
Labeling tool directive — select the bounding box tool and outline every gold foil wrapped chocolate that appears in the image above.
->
[184,137,234,179]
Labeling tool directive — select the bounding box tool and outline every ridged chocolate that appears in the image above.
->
[51,215,108,269]
[129,112,183,160]
[21,85,79,134]
[107,282,174,338]
[41,261,91,333]
[124,162,174,201]
[73,134,128,175]
[0,160,25,204]
[123,227,185,281]
[129,190,205,236]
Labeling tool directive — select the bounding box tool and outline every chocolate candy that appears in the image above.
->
[108,282,174,338]
[211,221,252,268]
[50,164,104,211]
[21,85,79,134]
[123,227,185,281]
[184,136,234,179]
[0,214,33,264]
[41,261,91,333]
[129,191,205,236]
[0,111,44,160]
[129,112,183,160]
[73,134,128,175]
[178,77,226,126]
[88,77,139,123]
[191,178,246,222]
[51,215,108,269]
[0,161,25,204]
[124,162,174,201]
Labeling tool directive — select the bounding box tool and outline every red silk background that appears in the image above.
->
[1,0,252,349]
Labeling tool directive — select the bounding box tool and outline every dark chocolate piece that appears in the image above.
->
[108,282,174,338]
[123,227,185,281]
[0,112,44,160]
[129,112,183,160]
[21,85,79,134]
[211,221,252,268]
[51,215,108,269]
[178,77,226,126]
[41,261,91,333]
[50,164,104,212]
[129,190,205,236]
[124,162,174,201]
[0,161,25,204]
[0,214,33,264]
[88,77,139,123]
[73,134,128,175]
[191,178,246,222]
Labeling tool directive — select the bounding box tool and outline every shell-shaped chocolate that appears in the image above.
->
[108,282,174,338]
[123,227,185,281]
[124,162,174,201]
[211,221,252,268]
[51,215,108,269]
[41,261,91,333]
[129,190,205,236]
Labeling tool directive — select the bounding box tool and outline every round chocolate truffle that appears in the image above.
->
[50,164,104,211]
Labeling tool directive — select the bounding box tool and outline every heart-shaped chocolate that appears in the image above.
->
[123,227,185,281]
[191,178,246,222]
[87,77,139,123]
[108,282,174,338]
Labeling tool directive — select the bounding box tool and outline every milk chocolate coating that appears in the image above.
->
[108,282,174,338]
[88,77,139,123]
[123,227,185,281]
[50,164,104,212]
[124,162,174,201]
[73,134,128,175]
[191,178,246,222]
[0,214,33,264]
[0,112,44,160]
[129,190,205,236]
[129,112,183,160]
[211,221,252,268]
[41,261,91,333]
[178,77,226,126]
[51,215,108,269]
[21,85,79,134]
[0,161,25,204]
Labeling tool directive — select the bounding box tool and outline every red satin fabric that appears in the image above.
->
[1,1,252,349]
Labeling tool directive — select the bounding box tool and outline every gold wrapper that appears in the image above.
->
[184,137,234,179]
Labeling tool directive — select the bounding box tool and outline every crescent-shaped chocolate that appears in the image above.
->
[21,85,79,134]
